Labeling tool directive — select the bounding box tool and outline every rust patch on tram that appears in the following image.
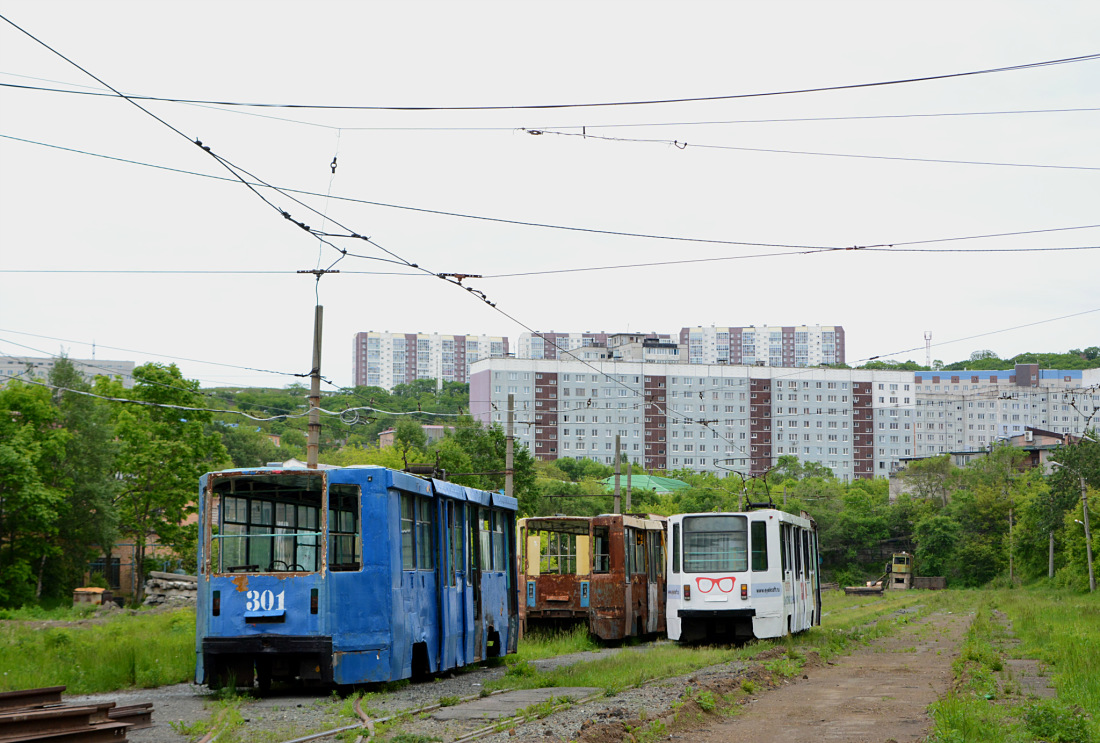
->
[231,575,249,592]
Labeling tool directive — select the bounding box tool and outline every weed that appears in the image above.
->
[740,679,757,694]
[387,734,442,743]
[696,690,717,712]
[437,695,461,707]
[1022,700,1091,743]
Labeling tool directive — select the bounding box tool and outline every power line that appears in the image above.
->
[6,79,1099,131]
[2,51,1098,110]
[0,328,307,379]
[6,134,1099,261]
[522,128,1100,172]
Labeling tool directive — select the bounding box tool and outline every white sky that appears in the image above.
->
[1,1,1097,390]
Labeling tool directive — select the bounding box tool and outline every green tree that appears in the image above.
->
[97,364,228,600]
[0,382,67,607]
[897,454,958,506]
[217,424,281,468]
[393,417,428,463]
[43,358,119,599]
[431,417,537,514]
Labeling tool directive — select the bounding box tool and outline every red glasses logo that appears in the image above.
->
[695,576,735,593]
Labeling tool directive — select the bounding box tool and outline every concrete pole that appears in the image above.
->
[1082,475,1095,593]
[626,459,632,514]
[506,394,514,500]
[306,305,323,469]
[613,435,621,515]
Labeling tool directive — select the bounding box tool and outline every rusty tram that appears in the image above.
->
[518,514,667,641]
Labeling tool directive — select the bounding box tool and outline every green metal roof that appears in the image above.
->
[599,474,690,493]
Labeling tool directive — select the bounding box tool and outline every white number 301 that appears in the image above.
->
[246,589,285,612]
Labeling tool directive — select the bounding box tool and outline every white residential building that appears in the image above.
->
[912,365,1100,456]
[679,325,845,367]
[470,357,913,481]
[0,356,135,388]
[352,332,508,390]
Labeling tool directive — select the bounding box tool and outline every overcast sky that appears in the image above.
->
[1,1,1097,390]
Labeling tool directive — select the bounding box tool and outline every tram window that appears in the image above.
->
[634,531,647,575]
[648,532,663,581]
[447,501,462,585]
[479,511,492,569]
[400,494,434,571]
[401,495,415,569]
[468,505,480,571]
[629,528,638,576]
[328,485,360,571]
[415,498,434,569]
[794,528,803,579]
[211,474,323,573]
[593,527,610,573]
[780,524,789,572]
[683,515,748,573]
[750,521,768,572]
[672,524,680,574]
[802,531,811,577]
[492,510,506,570]
[542,531,577,574]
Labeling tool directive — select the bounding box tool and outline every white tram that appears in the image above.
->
[665,509,820,642]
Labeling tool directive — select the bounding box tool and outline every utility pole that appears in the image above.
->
[626,458,632,514]
[506,394,514,500]
[306,305,323,469]
[298,269,337,470]
[1082,474,1095,593]
[613,435,621,515]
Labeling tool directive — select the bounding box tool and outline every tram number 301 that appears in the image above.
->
[246,590,286,612]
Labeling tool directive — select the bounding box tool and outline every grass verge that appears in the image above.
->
[927,587,1098,743]
[0,608,195,694]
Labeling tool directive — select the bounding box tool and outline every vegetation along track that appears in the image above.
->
[49,589,1100,742]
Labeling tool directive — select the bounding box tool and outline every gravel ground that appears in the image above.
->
[64,643,735,742]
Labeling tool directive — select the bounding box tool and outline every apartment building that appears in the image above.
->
[351,332,508,390]
[913,364,1100,456]
[516,331,673,360]
[470,357,913,481]
[679,325,845,366]
[0,356,135,388]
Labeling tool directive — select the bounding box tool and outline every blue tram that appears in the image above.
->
[195,465,518,688]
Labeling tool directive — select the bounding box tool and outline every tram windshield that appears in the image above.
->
[682,515,748,573]
[206,473,361,574]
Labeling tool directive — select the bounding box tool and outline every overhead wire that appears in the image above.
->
[4,134,1099,265]
[520,128,1100,172]
[5,78,1099,131]
[4,18,1093,472]
[1,51,1098,110]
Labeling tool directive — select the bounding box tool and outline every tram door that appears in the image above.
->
[781,522,805,634]
[467,504,483,661]
[439,498,464,669]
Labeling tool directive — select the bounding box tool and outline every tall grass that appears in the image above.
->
[0,609,196,694]
[928,588,1099,743]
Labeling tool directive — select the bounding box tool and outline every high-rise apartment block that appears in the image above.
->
[912,365,1100,456]
[1,356,135,388]
[352,332,508,389]
[679,325,844,366]
[470,357,1099,481]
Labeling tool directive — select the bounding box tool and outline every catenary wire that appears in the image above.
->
[521,128,1100,172]
[5,80,1099,131]
[1,51,1098,110]
[5,134,1100,259]
[3,22,1089,467]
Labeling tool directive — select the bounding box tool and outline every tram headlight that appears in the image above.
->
[683,584,691,601]
[741,584,748,600]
